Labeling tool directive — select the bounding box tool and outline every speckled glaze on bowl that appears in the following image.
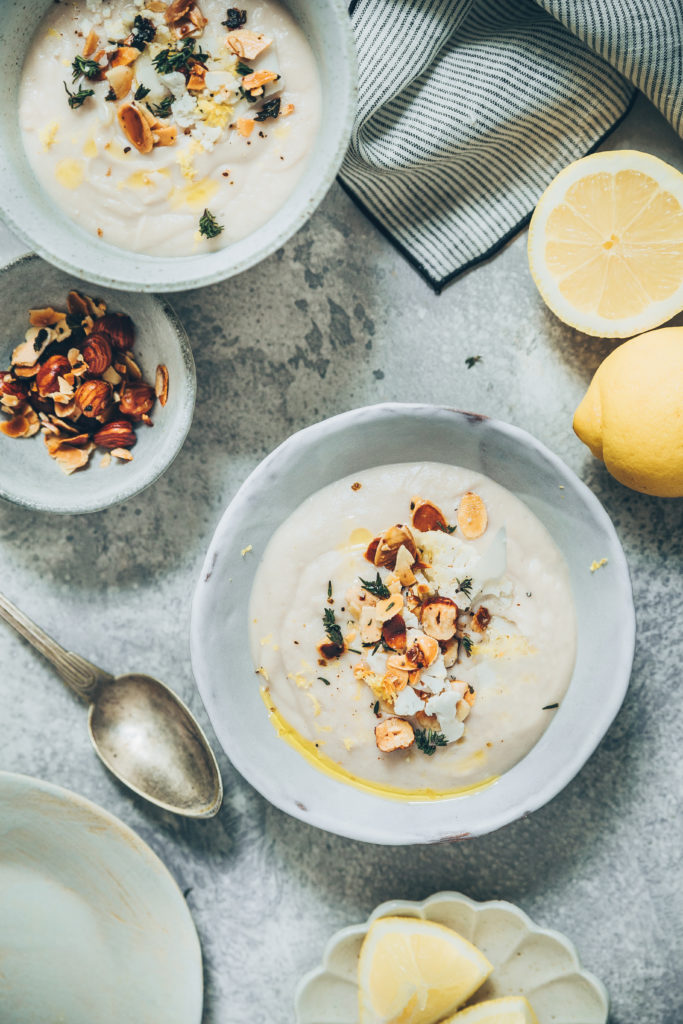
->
[295,892,608,1023]
[0,0,357,293]
[0,254,195,514]
[190,403,635,845]
[0,771,203,1024]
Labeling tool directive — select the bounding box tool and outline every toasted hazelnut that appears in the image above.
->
[75,379,112,418]
[117,102,153,154]
[93,420,137,450]
[420,596,458,641]
[0,374,28,403]
[155,364,169,406]
[36,355,71,397]
[374,524,417,570]
[382,614,406,652]
[375,717,414,752]
[471,606,491,633]
[364,536,380,564]
[82,334,112,375]
[405,633,439,668]
[119,381,155,421]
[92,313,135,351]
[411,496,448,532]
[457,491,488,539]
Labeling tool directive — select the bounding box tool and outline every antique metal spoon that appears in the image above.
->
[0,592,222,818]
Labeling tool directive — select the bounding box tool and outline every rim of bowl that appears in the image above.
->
[0,0,358,293]
[0,770,204,1023]
[190,403,636,844]
[0,252,197,514]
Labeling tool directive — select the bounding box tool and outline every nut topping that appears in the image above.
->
[375,717,414,752]
[36,355,71,397]
[93,420,137,450]
[411,496,448,532]
[82,334,112,375]
[118,381,155,421]
[92,313,135,351]
[117,102,153,154]
[374,524,417,569]
[106,65,134,100]
[457,491,488,539]
[155,364,169,406]
[420,596,459,641]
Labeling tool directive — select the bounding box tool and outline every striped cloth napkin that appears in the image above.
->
[339,0,683,291]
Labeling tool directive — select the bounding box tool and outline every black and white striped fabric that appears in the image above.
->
[339,0,683,291]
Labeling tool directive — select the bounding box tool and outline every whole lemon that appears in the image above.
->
[573,327,683,497]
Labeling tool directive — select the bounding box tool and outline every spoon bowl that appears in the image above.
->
[0,592,223,818]
[89,674,223,819]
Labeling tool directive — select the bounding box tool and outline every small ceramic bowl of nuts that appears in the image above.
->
[0,254,195,514]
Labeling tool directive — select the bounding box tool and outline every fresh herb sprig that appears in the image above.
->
[255,97,281,122]
[363,637,393,656]
[198,209,224,239]
[465,355,482,369]
[130,15,156,50]
[64,82,95,109]
[146,95,174,119]
[222,7,247,29]
[71,55,101,82]
[134,84,151,100]
[415,728,448,756]
[153,39,208,76]
[236,61,254,75]
[460,635,473,657]
[436,521,457,534]
[359,573,390,599]
[323,607,344,648]
[456,577,473,600]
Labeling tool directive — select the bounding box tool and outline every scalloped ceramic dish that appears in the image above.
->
[0,254,195,513]
[295,892,608,1024]
[191,403,635,844]
[0,771,202,1024]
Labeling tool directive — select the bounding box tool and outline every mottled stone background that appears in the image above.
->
[1,95,682,1024]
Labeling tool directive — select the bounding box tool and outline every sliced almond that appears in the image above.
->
[118,103,153,153]
[235,117,255,138]
[281,103,295,117]
[29,307,65,327]
[457,491,488,539]
[0,406,40,439]
[242,69,279,92]
[415,709,439,731]
[420,596,458,641]
[411,496,448,532]
[100,452,112,467]
[374,593,404,623]
[155,364,169,406]
[375,524,417,569]
[394,543,417,586]
[225,29,272,60]
[153,125,178,147]
[164,0,193,22]
[123,352,142,379]
[359,605,382,645]
[111,46,140,68]
[102,366,122,386]
[442,638,459,669]
[375,717,414,752]
[83,29,99,58]
[111,447,134,461]
[67,290,89,318]
[106,65,134,101]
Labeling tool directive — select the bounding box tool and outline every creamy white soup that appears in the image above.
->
[249,463,577,797]
[19,0,321,255]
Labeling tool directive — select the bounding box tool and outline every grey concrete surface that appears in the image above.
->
[1,94,682,1024]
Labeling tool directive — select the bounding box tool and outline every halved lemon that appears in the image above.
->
[443,996,538,1024]
[528,150,683,337]
[358,916,493,1024]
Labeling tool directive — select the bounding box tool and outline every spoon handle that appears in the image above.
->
[0,592,113,702]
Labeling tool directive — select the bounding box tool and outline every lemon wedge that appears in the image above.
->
[443,996,538,1024]
[528,150,683,337]
[358,916,493,1024]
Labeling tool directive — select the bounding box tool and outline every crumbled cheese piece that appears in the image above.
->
[191,122,222,150]
[205,70,238,92]
[241,544,253,557]
[425,689,466,743]
[172,93,199,128]
[160,72,188,100]
[393,686,425,717]
[417,652,448,695]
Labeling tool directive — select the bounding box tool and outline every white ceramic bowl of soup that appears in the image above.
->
[190,404,636,845]
[0,0,356,292]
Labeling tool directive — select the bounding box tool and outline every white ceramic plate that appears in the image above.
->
[0,772,203,1024]
[191,403,635,844]
[295,892,608,1024]
[0,254,196,513]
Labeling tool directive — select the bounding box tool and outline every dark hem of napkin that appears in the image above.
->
[337,92,636,294]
